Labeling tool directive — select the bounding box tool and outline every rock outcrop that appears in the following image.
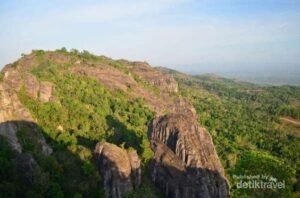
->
[38,81,53,103]
[3,68,53,103]
[71,66,137,91]
[148,113,229,198]
[94,142,141,198]
[0,119,23,152]
[0,121,52,155]
[0,66,52,154]
[129,61,178,93]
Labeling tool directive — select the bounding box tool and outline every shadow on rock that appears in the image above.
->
[0,120,102,197]
[149,140,229,198]
[148,113,230,198]
[94,141,141,198]
[106,115,143,154]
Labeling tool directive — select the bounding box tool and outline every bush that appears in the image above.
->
[81,162,96,177]
[0,72,4,82]
[32,49,45,56]
[231,151,295,197]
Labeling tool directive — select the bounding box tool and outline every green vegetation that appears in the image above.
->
[279,105,300,120]
[1,50,299,197]
[0,136,17,197]
[0,71,4,82]
[13,55,156,196]
[11,61,18,68]
[176,74,300,197]
[231,151,295,197]
[19,73,154,152]
[0,49,158,196]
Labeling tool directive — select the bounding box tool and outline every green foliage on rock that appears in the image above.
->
[2,50,299,197]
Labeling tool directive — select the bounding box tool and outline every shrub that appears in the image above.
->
[0,72,4,82]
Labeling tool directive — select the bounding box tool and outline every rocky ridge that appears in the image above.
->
[0,50,228,197]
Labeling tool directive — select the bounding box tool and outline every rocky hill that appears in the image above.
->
[0,49,228,197]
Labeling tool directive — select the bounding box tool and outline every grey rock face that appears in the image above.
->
[127,149,142,188]
[94,142,141,198]
[0,120,53,155]
[0,121,22,152]
[148,113,229,198]
[16,153,48,187]
[0,121,52,155]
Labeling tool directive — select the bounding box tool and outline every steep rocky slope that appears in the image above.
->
[148,113,229,197]
[0,49,228,197]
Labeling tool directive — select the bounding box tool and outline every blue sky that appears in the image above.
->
[1,0,300,74]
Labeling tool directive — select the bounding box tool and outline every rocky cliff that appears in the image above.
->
[148,113,229,198]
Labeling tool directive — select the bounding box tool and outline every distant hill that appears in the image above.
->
[217,72,300,86]
[157,65,300,86]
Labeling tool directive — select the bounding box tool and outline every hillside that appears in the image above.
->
[0,49,299,197]
[159,68,300,197]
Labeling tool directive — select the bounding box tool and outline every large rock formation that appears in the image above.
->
[3,67,54,102]
[0,50,229,197]
[0,66,52,154]
[148,113,229,198]
[94,142,141,198]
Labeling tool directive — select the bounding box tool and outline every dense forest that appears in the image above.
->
[167,71,300,197]
[0,49,299,197]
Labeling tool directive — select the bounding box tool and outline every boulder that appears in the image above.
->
[94,142,141,198]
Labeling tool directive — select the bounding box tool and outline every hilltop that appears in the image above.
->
[0,48,299,197]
